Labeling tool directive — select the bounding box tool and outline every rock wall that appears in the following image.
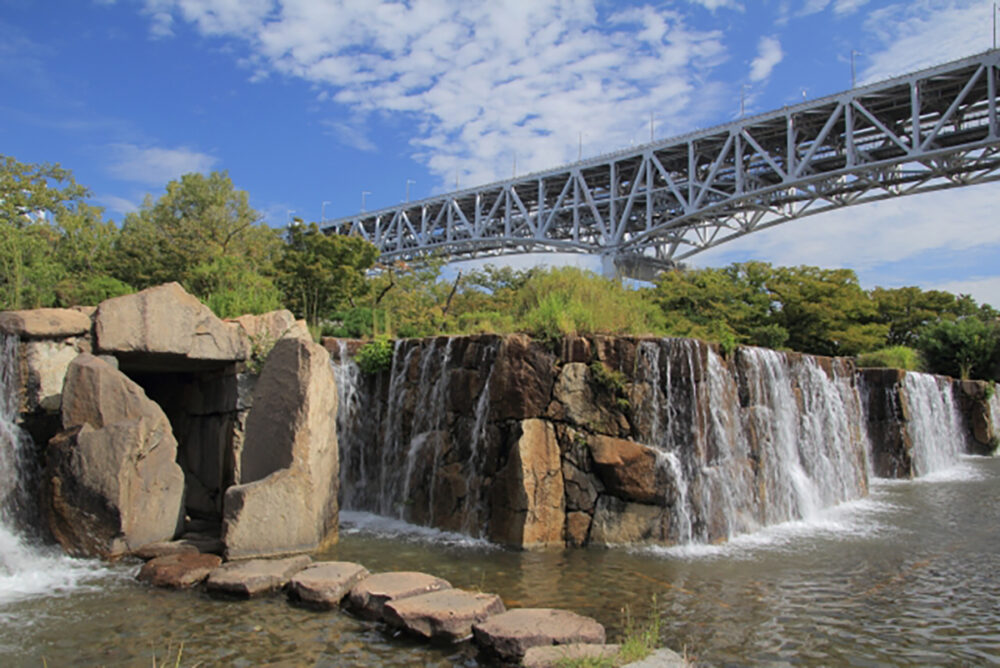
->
[334,334,994,550]
[2,284,334,560]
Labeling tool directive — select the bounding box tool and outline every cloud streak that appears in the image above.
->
[106,143,218,186]
[749,36,782,82]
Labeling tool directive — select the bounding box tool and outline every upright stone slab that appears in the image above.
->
[45,354,185,558]
[488,419,565,548]
[222,337,339,559]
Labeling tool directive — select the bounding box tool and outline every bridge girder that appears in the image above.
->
[324,51,1000,272]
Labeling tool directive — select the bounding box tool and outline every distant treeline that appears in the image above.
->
[2,154,997,381]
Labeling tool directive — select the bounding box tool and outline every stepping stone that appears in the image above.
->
[288,561,370,610]
[137,552,223,588]
[132,540,200,560]
[205,555,312,598]
[472,608,606,662]
[383,588,506,642]
[621,647,688,667]
[523,643,621,668]
[347,571,452,621]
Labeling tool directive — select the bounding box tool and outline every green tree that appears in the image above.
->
[916,316,1000,380]
[766,265,886,356]
[871,286,972,347]
[0,155,112,309]
[276,222,378,328]
[115,171,280,291]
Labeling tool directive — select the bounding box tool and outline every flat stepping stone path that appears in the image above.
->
[206,555,312,598]
[138,553,222,588]
[383,588,506,642]
[522,643,621,668]
[287,561,370,609]
[132,540,200,560]
[472,608,606,662]
[347,571,451,621]
[621,647,688,667]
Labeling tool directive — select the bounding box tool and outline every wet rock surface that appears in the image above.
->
[347,571,452,621]
[382,588,506,642]
[472,608,606,662]
[288,561,370,609]
[205,555,312,598]
[138,553,222,588]
[522,643,621,668]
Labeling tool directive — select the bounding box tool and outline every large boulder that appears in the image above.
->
[588,436,664,505]
[221,336,339,559]
[0,308,91,339]
[94,283,245,368]
[45,354,185,558]
[488,419,565,548]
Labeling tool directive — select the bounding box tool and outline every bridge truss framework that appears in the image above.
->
[324,51,1000,278]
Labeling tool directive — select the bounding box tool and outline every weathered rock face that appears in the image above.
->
[45,354,185,558]
[335,334,909,550]
[489,419,565,548]
[229,309,310,352]
[954,379,998,454]
[94,282,245,368]
[0,308,91,339]
[222,336,339,559]
[859,368,914,478]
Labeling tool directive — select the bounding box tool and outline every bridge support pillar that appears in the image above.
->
[602,253,679,282]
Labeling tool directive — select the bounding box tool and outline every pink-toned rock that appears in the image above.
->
[137,553,222,588]
[383,588,506,642]
[472,608,606,662]
[0,308,91,339]
[347,571,452,621]
[288,561,370,609]
[205,555,312,598]
[522,643,621,668]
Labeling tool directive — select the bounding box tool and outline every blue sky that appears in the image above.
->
[3,0,1000,305]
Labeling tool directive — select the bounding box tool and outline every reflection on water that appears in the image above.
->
[3,457,1000,667]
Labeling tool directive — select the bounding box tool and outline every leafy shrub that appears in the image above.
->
[855,346,923,371]
[356,336,394,374]
[54,275,134,306]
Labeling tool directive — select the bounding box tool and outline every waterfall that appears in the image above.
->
[902,373,968,476]
[631,340,870,545]
[1,334,104,604]
[332,337,501,534]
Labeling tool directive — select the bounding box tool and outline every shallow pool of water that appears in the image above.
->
[3,456,1000,667]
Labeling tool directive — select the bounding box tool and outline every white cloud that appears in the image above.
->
[694,183,1000,294]
[833,0,868,15]
[106,143,218,186]
[322,119,377,152]
[683,0,742,10]
[95,194,140,216]
[749,36,783,82]
[800,0,831,16]
[142,0,730,189]
[860,0,987,83]
[935,275,1000,309]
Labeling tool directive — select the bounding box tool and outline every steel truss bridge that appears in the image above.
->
[325,51,1000,279]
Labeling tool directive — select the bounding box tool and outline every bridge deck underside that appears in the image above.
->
[325,51,1000,268]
